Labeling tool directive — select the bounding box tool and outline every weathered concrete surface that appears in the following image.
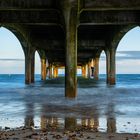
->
[64,1,78,98]
[41,58,47,81]
[109,48,116,85]
[94,57,99,80]
[25,48,35,84]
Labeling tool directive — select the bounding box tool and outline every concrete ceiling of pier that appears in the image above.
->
[0,0,140,66]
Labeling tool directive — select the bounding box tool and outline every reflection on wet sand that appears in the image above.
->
[41,116,59,131]
[24,115,116,134]
[65,117,77,131]
[39,116,100,132]
[25,116,34,128]
[107,117,116,133]
[1,97,140,140]
[107,103,116,133]
[24,103,34,128]
[1,115,139,140]
[23,101,117,133]
[81,118,99,130]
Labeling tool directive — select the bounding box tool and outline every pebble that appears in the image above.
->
[126,137,129,140]
[5,126,10,130]
[0,128,140,140]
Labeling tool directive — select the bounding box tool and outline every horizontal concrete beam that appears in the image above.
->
[78,40,105,48]
[45,51,96,64]
[78,47,101,51]
[35,41,64,50]
[79,0,140,11]
[78,52,94,58]
[0,10,62,24]
[47,57,93,65]
[0,0,59,9]
[80,10,140,25]
[46,52,65,59]
[36,39,105,51]
[78,57,90,62]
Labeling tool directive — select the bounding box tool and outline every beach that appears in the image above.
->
[1,127,140,140]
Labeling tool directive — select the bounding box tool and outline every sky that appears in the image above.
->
[0,26,140,74]
[99,26,140,74]
[0,27,41,74]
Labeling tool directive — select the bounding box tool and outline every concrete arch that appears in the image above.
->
[0,26,25,74]
[36,49,48,81]
[111,25,138,50]
[94,49,103,76]
[0,24,37,84]
[83,49,103,80]
[95,49,102,58]
[34,51,41,78]
[99,50,106,75]
[113,25,140,74]
[1,24,32,55]
[103,25,140,84]
[37,49,46,59]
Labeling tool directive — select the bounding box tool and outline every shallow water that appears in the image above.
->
[0,74,140,134]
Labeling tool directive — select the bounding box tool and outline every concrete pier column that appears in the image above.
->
[25,56,31,84]
[85,64,88,78]
[53,67,58,78]
[94,57,99,80]
[105,49,110,84]
[82,65,88,78]
[45,60,49,79]
[41,58,46,81]
[84,65,87,78]
[82,66,85,78]
[109,48,116,85]
[31,54,35,83]
[91,59,95,77]
[56,68,58,77]
[53,68,56,78]
[65,6,78,98]
[49,63,53,79]
[25,48,35,84]
[88,61,91,78]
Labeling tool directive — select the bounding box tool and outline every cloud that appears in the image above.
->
[99,51,140,74]
[0,59,24,61]
[100,51,140,61]
[116,51,140,60]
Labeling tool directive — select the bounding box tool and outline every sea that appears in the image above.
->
[0,74,140,134]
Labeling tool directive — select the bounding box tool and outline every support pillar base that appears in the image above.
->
[94,77,99,80]
[65,87,77,98]
[108,78,116,85]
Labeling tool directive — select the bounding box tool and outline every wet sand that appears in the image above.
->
[1,127,140,140]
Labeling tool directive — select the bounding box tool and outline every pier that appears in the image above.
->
[0,0,140,97]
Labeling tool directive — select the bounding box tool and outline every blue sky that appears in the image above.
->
[0,27,41,74]
[0,26,140,74]
[99,26,140,74]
